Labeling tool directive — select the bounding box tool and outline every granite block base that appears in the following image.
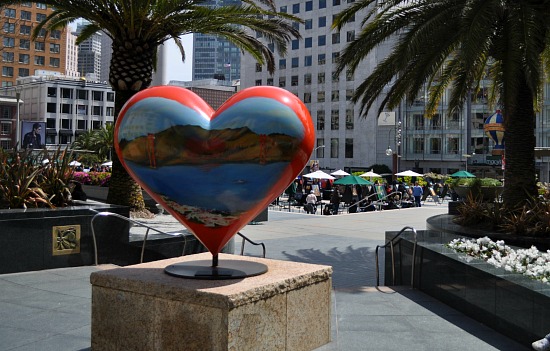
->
[91,253,332,351]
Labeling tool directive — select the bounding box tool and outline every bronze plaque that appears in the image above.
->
[52,225,81,256]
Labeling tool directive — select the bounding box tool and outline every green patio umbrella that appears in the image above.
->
[333,175,373,185]
[450,170,476,178]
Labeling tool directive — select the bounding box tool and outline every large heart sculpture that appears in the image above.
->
[115,86,314,255]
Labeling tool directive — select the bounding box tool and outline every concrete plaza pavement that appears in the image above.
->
[0,202,532,350]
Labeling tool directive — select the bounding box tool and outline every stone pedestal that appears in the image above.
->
[91,253,332,351]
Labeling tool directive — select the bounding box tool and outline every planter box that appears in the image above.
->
[384,230,550,345]
[453,185,504,202]
[0,204,130,274]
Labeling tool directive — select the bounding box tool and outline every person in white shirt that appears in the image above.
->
[305,191,318,214]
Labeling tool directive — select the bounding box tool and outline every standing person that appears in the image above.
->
[412,182,423,207]
[330,188,341,214]
[22,123,42,149]
[305,190,317,214]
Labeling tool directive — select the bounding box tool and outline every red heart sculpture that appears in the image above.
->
[115,86,314,255]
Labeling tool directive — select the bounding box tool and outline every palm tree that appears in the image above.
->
[90,123,114,162]
[334,0,550,209]
[21,0,300,212]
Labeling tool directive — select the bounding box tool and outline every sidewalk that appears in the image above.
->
[0,203,531,350]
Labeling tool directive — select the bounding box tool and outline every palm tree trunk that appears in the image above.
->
[106,39,155,211]
[502,76,538,208]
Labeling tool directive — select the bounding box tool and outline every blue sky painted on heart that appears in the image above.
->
[117,97,306,142]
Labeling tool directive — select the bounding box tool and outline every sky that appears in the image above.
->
[163,34,194,84]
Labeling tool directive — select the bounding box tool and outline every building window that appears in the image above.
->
[34,56,46,66]
[255,63,262,72]
[303,92,311,103]
[35,41,45,51]
[47,102,56,113]
[305,1,313,11]
[331,138,339,158]
[331,90,339,102]
[47,87,56,97]
[1,121,12,135]
[107,92,114,101]
[317,110,325,130]
[304,73,312,85]
[346,109,354,129]
[255,79,262,86]
[267,78,273,86]
[21,2,32,6]
[413,138,424,153]
[319,0,326,8]
[291,75,298,86]
[316,139,325,157]
[430,138,441,154]
[19,39,30,50]
[318,54,326,65]
[318,35,326,46]
[279,76,286,87]
[2,66,13,77]
[49,57,60,67]
[332,71,340,83]
[292,21,299,31]
[61,104,72,114]
[346,69,354,81]
[333,0,340,4]
[331,110,339,130]
[49,43,60,53]
[291,57,299,68]
[61,88,73,99]
[4,8,16,18]
[291,39,299,50]
[413,114,424,130]
[318,72,325,84]
[92,106,102,116]
[280,5,287,12]
[61,118,71,129]
[292,3,300,13]
[37,28,46,38]
[20,10,31,20]
[77,105,87,115]
[92,121,102,129]
[319,16,326,27]
[346,89,353,101]
[36,13,46,22]
[36,3,47,9]
[20,25,31,35]
[106,107,114,116]
[279,59,286,69]
[332,51,340,62]
[347,30,355,42]
[447,137,459,154]
[3,22,15,34]
[2,52,14,62]
[50,30,61,39]
[305,19,312,30]
[18,68,29,77]
[345,138,353,158]
[77,120,86,130]
[332,32,340,44]
[3,37,14,48]
[46,118,56,128]
[92,91,103,101]
[317,91,325,102]
[304,55,312,67]
[305,37,312,48]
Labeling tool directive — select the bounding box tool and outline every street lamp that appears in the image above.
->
[386,121,402,178]
[462,153,475,172]
[15,87,20,150]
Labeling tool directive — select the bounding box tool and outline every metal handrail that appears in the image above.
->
[375,226,418,287]
[349,191,404,211]
[238,232,266,258]
[90,211,188,265]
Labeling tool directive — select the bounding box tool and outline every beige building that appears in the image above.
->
[1,2,67,87]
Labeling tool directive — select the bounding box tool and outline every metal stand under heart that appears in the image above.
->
[115,85,315,279]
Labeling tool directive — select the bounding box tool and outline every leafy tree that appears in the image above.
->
[17,0,300,212]
[334,0,550,209]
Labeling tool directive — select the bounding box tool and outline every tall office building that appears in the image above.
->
[100,32,112,83]
[241,1,550,181]
[65,30,79,78]
[0,2,67,87]
[241,0,381,172]
[192,0,241,83]
[74,22,102,81]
